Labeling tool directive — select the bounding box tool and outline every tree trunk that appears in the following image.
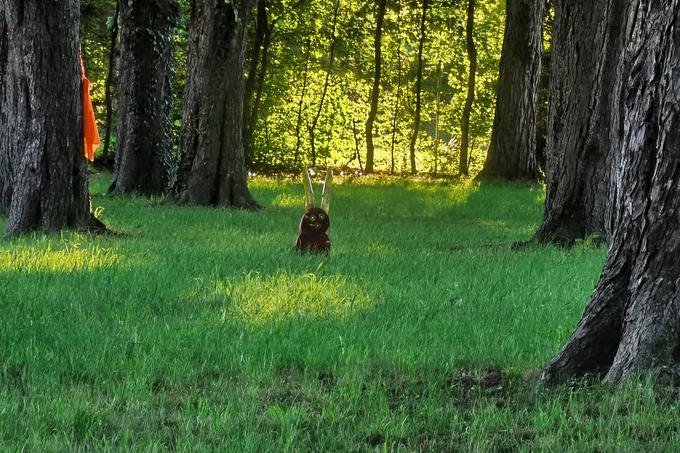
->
[350,118,364,171]
[459,0,477,176]
[308,0,340,168]
[390,0,404,175]
[408,0,429,175]
[0,10,10,214]
[480,0,543,180]
[390,76,402,175]
[249,15,273,150]
[176,0,259,208]
[0,0,91,235]
[243,0,268,160]
[364,0,388,174]
[294,36,312,168]
[541,0,680,386]
[100,0,120,166]
[109,0,178,196]
[433,60,441,174]
[534,0,626,245]
[535,0,554,173]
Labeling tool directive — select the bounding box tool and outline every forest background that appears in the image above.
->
[81,0,552,176]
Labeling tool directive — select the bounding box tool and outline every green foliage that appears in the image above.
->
[3,175,675,450]
[80,0,118,127]
[80,0,505,173]
[245,0,505,173]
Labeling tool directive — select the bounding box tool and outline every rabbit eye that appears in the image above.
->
[318,213,325,220]
[309,215,317,222]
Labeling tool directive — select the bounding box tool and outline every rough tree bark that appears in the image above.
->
[176,0,259,208]
[408,0,429,174]
[541,0,680,386]
[0,10,10,213]
[100,0,120,165]
[459,0,477,176]
[534,0,626,244]
[364,0,388,174]
[480,0,543,180]
[109,0,179,196]
[0,0,92,235]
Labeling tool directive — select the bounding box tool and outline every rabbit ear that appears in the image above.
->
[303,168,315,211]
[321,167,333,213]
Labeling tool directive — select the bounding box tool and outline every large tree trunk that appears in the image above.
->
[0,0,91,235]
[0,10,10,214]
[364,0,388,174]
[541,0,680,386]
[176,0,259,208]
[534,0,626,245]
[408,0,429,175]
[480,0,543,180]
[459,0,477,176]
[109,0,179,196]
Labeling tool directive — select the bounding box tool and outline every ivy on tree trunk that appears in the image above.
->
[109,0,179,196]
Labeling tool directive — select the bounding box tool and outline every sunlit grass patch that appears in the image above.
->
[270,193,301,209]
[0,243,121,273]
[203,272,371,325]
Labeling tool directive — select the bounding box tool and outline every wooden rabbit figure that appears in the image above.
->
[295,168,332,255]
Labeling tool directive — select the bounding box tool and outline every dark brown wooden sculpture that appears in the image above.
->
[295,168,332,255]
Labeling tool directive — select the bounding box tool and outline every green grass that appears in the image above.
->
[1,174,679,451]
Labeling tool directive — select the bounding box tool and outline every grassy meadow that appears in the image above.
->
[2,174,679,451]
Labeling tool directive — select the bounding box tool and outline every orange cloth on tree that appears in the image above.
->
[81,56,100,161]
